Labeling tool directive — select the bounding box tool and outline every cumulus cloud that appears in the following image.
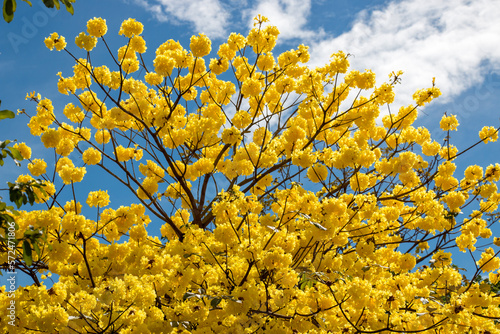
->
[242,0,324,40]
[127,0,500,110]
[129,0,231,38]
[308,0,500,107]
[130,0,324,41]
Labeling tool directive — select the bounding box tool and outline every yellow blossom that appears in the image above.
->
[440,114,459,131]
[87,190,110,207]
[27,159,47,176]
[479,126,498,143]
[82,147,102,165]
[44,32,67,51]
[13,142,31,159]
[119,18,144,38]
[87,17,108,37]
[75,32,97,51]
[190,33,211,58]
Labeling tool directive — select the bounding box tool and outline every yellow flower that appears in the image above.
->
[256,53,275,72]
[27,159,47,176]
[13,142,31,159]
[292,148,317,168]
[86,190,110,207]
[485,163,500,182]
[373,83,394,104]
[192,157,214,178]
[41,128,61,148]
[44,32,66,51]
[218,43,236,60]
[56,157,74,171]
[153,55,175,76]
[464,165,483,181]
[421,140,440,156]
[227,33,246,52]
[209,57,229,75]
[221,127,241,145]
[190,33,211,57]
[251,174,273,195]
[115,145,133,162]
[441,191,465,213]
[241,78,263,97]
[95,129,111,144]
[93,65,112,85]
[139,160,165,180]
[412,86,441,106]
[477,248,500,273]
[75,32,97,51]
[232,110,252,129]
[119,18,144,38]
[58,166,86,184]
[479,126,498,143]
[439,114,459,131]
[87,17,108,37]
[431,250,452,267]
[64,200,82,214]
[63,103,85,123]
[122,57,139,73]
[56,73,76,95]
[82,147,102,165]
[307,164,328,183]
[130,35,147,53]
[144,72,163,86]
[129,224,148,241]
[137,177,158,199]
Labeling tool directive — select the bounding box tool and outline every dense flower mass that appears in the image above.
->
[2,16,500,334]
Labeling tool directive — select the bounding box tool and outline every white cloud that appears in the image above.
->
[130,0,231,38]
[308,0,500,107]
[130,0,323,41]
[242,0,324,40]
[127,0,500,110]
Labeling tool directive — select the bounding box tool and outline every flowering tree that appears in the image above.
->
[1,16,500,333]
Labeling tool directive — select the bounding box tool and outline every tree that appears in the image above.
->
[3,0,75,23]
[1,15,500,333]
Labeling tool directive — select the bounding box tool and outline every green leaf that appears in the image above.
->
[52,0,59,10]
[0,213,15,223]
[24,229,39,237]
[210,297,221,308]
[3,0,16,23]
[0,139,11,148]
[26,187,36,205]
[0,109,15,120]
[60,0,72,14]
[23,240,32,266]
[42,0,54,8]
[33,241,40,257]
[7,147,23,161]
[21,0,31,6]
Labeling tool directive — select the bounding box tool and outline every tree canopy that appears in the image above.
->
[1,15,500,333]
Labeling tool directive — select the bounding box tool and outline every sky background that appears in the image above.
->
[1,0,500,284]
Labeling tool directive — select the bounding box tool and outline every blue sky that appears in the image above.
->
[1,0,500,283]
